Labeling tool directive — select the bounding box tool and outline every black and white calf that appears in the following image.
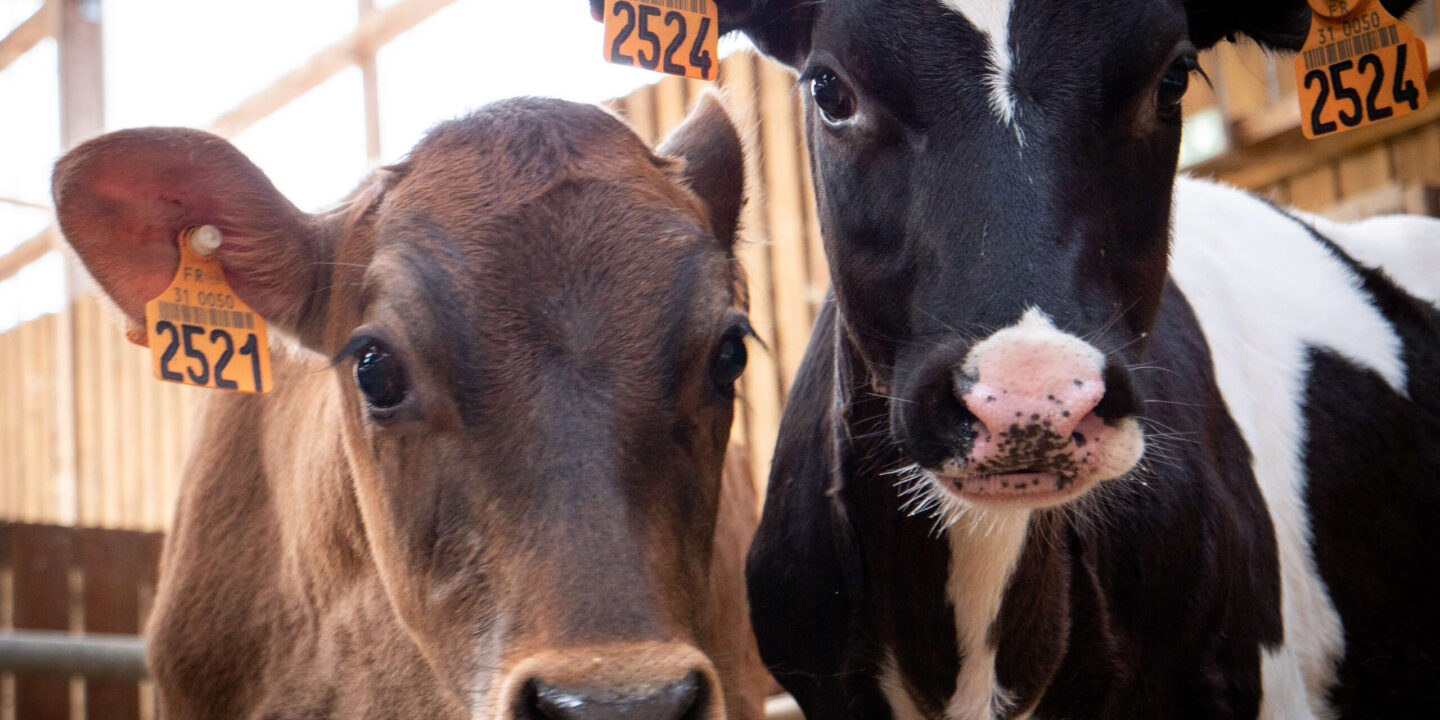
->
[586,0,1440,717]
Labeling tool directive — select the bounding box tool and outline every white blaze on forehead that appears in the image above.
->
[939,0,1020,133]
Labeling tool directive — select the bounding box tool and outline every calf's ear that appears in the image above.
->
[1187,0,1423,50]
[52,128,331,347]
[589,0,814,67]
[656,89,746,250]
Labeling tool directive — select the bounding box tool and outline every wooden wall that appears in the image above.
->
[0,296,198,532]
[5,17,1440,529]
[0,522,164,720]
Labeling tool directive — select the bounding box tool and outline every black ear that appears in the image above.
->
[1187,0,1424,51]
[656,89,746,249]
[588,0,814,67]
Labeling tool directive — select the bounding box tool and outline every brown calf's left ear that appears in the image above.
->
[656,89,746,250]
[52,127,331,347]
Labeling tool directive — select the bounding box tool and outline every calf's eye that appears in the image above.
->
[1156,55,1197,121]
[354,342,408,410]
[712,332,749,390]
[811,70,857,124]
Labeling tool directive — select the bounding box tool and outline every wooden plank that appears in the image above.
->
[74,299,98,527]
[359,0,382,164]
[78,530,143,719]
[718,52,783,493]
[1197,91,1440,190]
[11,524,74,719]
[96,310,120,528]
[1215,42,1273,119]
[1,330,18,519]
[0,5,54,75]
[757,60,812,396]
[1390,123,1440,185]
[207,0,459,138]
[1184,49,1221,115]
[1258,180,1291,207]
[33,316,57,524]
[654,76,688,138]
[1337,145,1394,199]
[1321,182,1439,220]
[120,340,143,528]
[57,0,105,149]
[1288,163,1340,211]
[19,320,43,522]
[0,196,50,211]
[0,228,56,286]
[623,85,658,145]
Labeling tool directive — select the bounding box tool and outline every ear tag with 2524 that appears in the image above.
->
[142,226,272,394]
[602,0,718,80]
[1296,0,1428,139]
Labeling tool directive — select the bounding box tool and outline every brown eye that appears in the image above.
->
[1157,55,1197,121]
[811,70,857,124]
[712,327,750,390]
[354,341,407,411]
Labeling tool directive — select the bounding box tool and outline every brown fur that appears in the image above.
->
[52,92,765,719]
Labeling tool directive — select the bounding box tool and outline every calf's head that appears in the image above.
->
[612,0,1420,510]
[53,94,753,719]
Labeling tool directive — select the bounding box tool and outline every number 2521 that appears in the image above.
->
[609,0,714,80]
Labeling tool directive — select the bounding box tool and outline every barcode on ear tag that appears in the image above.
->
[603,0,718,81]
[1296,0,1428,139]
[142,227,273,394]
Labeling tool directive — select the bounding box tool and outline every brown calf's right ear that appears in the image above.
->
[52,128,329,347]
[656,89,746,250]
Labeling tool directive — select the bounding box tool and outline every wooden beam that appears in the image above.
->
[1192,83,1440,189]
[0,196,50,211]
[53,0,103,527]
[0,228,57,285]
[359,0,382,164]
[0,5,54,74]
[207,0,458,137]
[58,0,104,149]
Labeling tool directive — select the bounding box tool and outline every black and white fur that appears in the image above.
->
[584,0,1440,717]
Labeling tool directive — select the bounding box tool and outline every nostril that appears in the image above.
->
[1092,364,1137,422]
[523,672,705,720]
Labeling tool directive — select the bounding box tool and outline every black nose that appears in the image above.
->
[523,672,704,720]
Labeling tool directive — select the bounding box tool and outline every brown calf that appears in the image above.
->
[51,92,766,719]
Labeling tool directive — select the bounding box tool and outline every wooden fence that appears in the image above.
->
[7,9,1440,531]
[0,522,164,720]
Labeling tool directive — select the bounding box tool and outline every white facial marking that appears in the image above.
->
[939,0,1021,140]
[943,508,1028,720]
[1170,177,1409,720]
[960,307,1103,379]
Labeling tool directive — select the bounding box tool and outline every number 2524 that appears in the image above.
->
[609,1,714,79]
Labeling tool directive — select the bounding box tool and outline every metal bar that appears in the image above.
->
[0,630,147,678]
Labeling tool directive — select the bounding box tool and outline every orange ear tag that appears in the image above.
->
[602,0,718,81]
[142,226,273,394]
[1296,0,1428,139]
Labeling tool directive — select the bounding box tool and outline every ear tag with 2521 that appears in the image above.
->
[142,226,273,394]
[1296,0,1428,139]
[603,0,717,80]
